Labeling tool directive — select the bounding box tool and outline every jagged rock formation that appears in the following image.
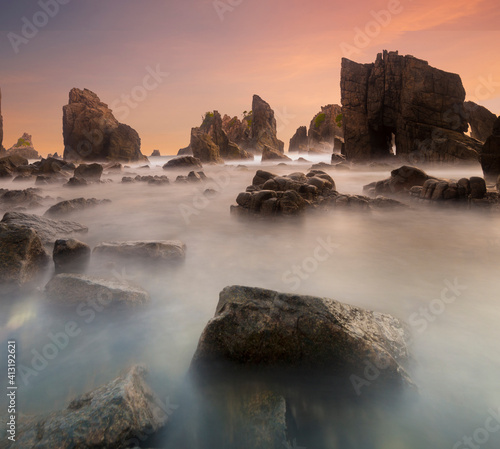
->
[288,126,308,152]
[6,132,39,159]
[464,101,497,142]
[481,117,500,179]
[341,50,482,162]
[63,88,146,162]
[190,128,224,164]
[178,111,253,161]
[250,95,284,154]
[308,104,343,151]
[222,113,252,149]
[199,111,253,160]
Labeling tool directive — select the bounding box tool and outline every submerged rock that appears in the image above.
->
[45,273,150,307]
[363,166,432,196]
[0,188,45,209]
[1,212,88,244]
[0,154,28,178]
[261,146,292,162]
[191,286,413,388]
[0,223,49,296]
[53,238,91,274]
[74,162,103,181]
[163,156,203,170]
[8,365,168,449]
[93,240,186,264]
[44,198,111,217]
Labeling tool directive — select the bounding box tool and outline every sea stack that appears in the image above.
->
[62,88,147,162]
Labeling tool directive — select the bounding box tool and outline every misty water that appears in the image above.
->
[1,154,500,448]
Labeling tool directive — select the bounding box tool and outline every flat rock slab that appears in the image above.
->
[1,211,88,244]
[6,365,168,449]
[192,286,413,388]
[44,273,150,307]
[93,240,186,263]
[44,197,111,217]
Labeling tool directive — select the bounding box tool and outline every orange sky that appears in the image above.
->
[0,0,499,156]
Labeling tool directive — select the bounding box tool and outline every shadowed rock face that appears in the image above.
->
[308,104,343,151]
[341,50,482,162]
[0,223,50,296]
[481,117,500,179]
[6,365,168,449]
[464,101,498,142]
[191,286,413,388]
[63,88,146,162]
[250,95,285,154]
[288,126,308,152]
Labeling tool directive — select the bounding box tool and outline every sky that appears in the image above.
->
[0,0,499,156]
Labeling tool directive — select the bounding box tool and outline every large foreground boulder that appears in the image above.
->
[191,286,413,387]
[1,212,88,244]
[0,223,49,295]
[7,365,168,449]
[63,88,147,162]
[45,273,150,307]
[480,117,500,179]
[341,51,482,162]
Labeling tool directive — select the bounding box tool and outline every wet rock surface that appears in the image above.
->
[7,365,167,449]
[1,211,88,244]
[191,285,413,388]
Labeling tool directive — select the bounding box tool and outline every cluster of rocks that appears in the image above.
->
[122,174,170,185]
[364,165,497,206]
[63,88,147,162]
[289,104,344,153]
[178,95,284,159]
[341,51,483,163]
[175,171,207,184]
[232,169,404,216]
[0,154,77,182]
